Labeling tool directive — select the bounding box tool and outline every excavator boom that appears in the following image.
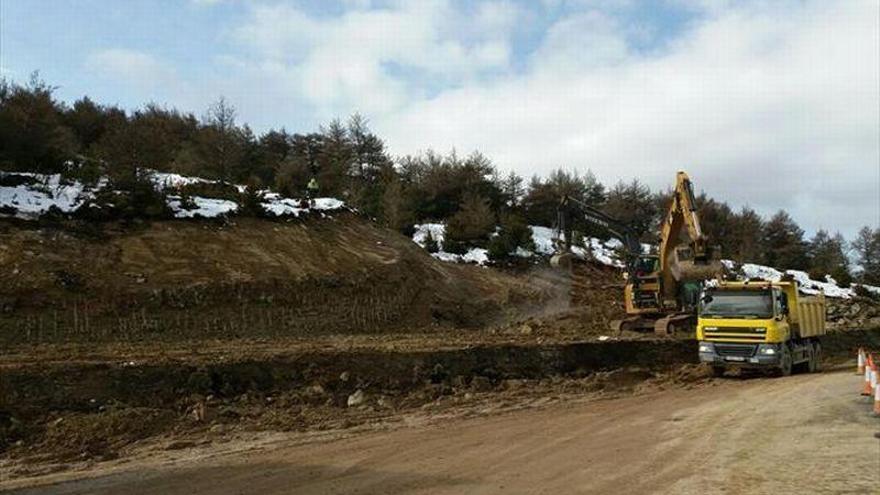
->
[657,171,724,306]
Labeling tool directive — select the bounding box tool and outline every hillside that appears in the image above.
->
[0,214,555,347]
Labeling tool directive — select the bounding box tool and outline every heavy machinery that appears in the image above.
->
[696,279,825,376]
[552,170,724,335]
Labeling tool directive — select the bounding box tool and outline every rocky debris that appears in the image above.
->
[827,298,880,331]
[347,390,366,408]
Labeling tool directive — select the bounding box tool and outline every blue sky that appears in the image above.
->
[2,0,878,237]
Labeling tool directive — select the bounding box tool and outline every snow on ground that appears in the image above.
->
[412,223,489,265]
[528,225,622,267]
[413,223,622,268]
[0,173,95,219]
[737,262,880,299]
[151,172,212,190]
[0,170,346,220]
[167,196,239,219]
[413,222,879,299]
[261,193,346,217]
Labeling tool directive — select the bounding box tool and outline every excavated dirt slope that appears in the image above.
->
[0,214,557,346]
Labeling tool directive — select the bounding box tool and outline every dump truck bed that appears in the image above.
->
[794,293,825,338]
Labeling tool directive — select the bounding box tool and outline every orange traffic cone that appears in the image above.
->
[858,348,866,375]
[871,363,878,391]
[874,384,880,415]
[863,366,873,396]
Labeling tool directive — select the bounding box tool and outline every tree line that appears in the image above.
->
[1,73,878,284]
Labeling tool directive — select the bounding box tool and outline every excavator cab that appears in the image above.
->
[633,255,658,277]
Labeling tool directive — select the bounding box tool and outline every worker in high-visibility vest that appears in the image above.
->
[306,177,319,207]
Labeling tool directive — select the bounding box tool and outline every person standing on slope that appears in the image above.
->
[306,176,319,207]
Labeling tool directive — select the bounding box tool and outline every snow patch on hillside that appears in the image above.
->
[167,196,239,218]
[151,172,213,190]
[0,170,346,220]
[737,263,879,299]
[0,173,96,219]
[526,225,623,267]
[412,223,489,265]
[412,223,623,268]
[261,193,346,217]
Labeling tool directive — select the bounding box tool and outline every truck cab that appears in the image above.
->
[696,280,824,376]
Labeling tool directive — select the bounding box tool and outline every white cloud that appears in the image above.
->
[86,48,178,91]
[80,0,879,238]
[230,0,521,117]
[370,0,879,237]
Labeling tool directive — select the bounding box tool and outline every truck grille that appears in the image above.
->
[703,327,766,341]
[714,343,757,357]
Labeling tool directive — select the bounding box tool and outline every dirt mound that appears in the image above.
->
[0,214,554,346]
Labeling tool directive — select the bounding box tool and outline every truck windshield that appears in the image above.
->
[700,290,773,319]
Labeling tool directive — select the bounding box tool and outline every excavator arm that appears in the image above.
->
[657,171,722,303]
[555,195,643,269]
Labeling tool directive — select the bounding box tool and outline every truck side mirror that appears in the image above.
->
[777,295,789,317]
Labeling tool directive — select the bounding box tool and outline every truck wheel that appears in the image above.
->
[711,366,725,378]
[778,348,793,377]
[793,345,811,374]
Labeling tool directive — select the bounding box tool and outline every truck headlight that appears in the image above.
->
[699,343,714,353]
[758,345,777,355]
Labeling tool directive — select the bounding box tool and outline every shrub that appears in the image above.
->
[238,178,266,217]
[424,229,440,254]
[488,214,534,261]
[443,192,494,253]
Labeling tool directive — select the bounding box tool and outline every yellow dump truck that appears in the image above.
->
[696,279,825,376]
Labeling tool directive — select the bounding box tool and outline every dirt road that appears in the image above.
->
[8,370,879,494]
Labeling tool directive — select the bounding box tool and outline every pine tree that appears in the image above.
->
[604,179,657,242]
[852,226,880,285]
[0,72,78,173]
[200,97,246,183]
[728,206,764,263]
[444,192,495,254]
[500,171,525,210]
[761,210,809,270]
[382,178,415,233]
[808,230,851,285]
[488,213,535,261]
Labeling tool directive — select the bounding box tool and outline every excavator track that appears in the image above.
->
[653,313,695,336]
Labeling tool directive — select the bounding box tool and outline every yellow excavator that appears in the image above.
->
[552,170,724,335]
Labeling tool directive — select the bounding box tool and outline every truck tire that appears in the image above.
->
[711,366,725,378]
[777,347,793,377]
[793,343,811,374]
[812,342,822,372]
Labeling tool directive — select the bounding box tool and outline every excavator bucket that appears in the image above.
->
[670,245,724,282]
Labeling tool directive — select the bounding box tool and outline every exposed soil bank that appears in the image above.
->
[0,215,557,346]
[3,327,879,466]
